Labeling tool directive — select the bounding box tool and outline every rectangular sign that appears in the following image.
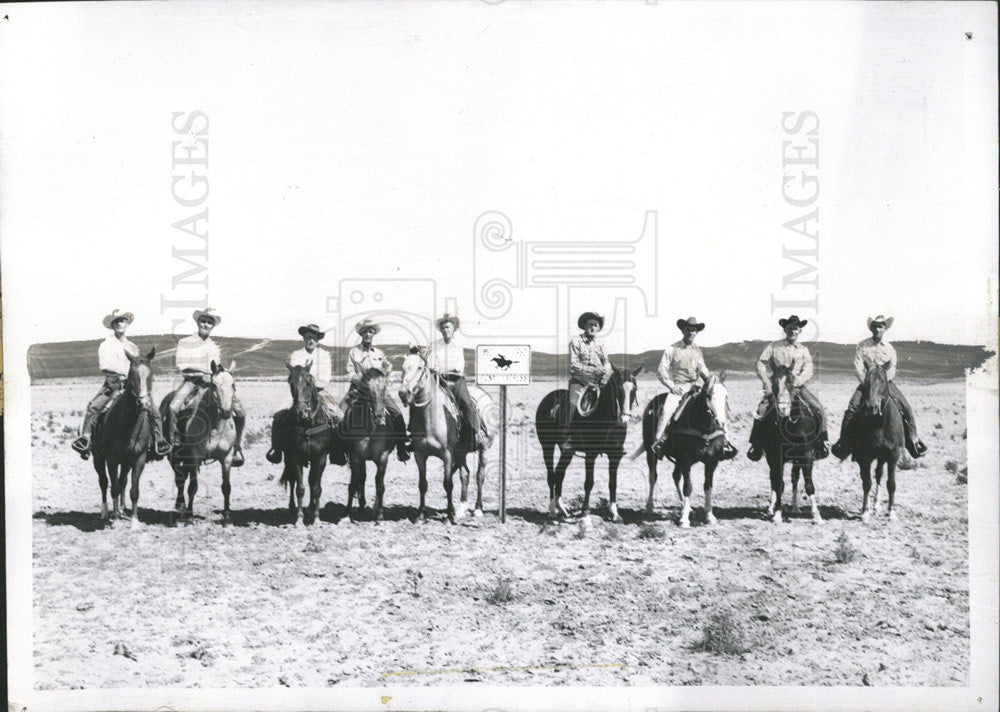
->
[475,344,531,385]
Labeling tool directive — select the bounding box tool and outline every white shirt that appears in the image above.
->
[98,335,139,377]
[175,333,221,375]
[425,336,465,376]
[290,346,332,388]
[656,340,709,388]
[855,338,897,382]
[347,345,392,383]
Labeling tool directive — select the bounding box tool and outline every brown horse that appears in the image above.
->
[534,365,641,524]
[758,368,824,523]
[159,361,238,524]
[277,364,336,526]
[91,347,157,527]
[639,376,728,527]
[338,367,397,522]
[852,363,905,521]
[399,348,496,524]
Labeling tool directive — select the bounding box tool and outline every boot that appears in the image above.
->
[393,413,411,462]
[746,419,764,461]
[266,448,282,464]
[72,409,99,458]
[906,438,928,458]
[720,438,738,460]
[231,445,245,467]
[72,436,91,459]
[831,410,855,460]
[814,432,830,460]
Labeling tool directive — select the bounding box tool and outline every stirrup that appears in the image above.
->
[831,441,850,460]
[814,442,830,460]
[720,440,738,461]
[746,445,763,462]
[72,436,90,454]
[231,448,245,467]
[266,448,282,464]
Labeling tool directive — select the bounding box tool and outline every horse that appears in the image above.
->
[338,367,397,522]
[638,376,728,527]
[159,360,238,524]
[398,348,497,524]
[758,368,824,523]
[276,364,336,526]
[91,347,157,527]
[852,363,905,521]
[534,365,641,524]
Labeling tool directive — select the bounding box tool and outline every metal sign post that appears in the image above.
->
[475,345,531,524]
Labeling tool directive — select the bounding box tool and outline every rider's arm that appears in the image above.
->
[568,338,592,381]
[756,343,773,389]
[794,348,814,387]
[596,343,612,384]
[853,341,866,383]
[656,347,675,388]
[884,343,898,382]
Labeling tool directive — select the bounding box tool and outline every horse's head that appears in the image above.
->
[210,360,236,419]
[862,363,890,416]
[360,366,388,425]
[771,366,794,418]
[398,345,427,407]
[125,347,156,404]
[286,363,317,423]
[610,364,642,424]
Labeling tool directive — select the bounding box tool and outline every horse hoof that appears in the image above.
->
[887,511,897,522]
[860,511,871,523]
[581,516,593,529]
[473,509,484,519]
[130,518,141,530]
[812,512,824,524]
[704,512,717,526]
[771,511,783,524]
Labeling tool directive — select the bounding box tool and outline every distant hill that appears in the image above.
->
[26,336,992,382]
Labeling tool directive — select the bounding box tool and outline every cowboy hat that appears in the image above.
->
[778,315,808,329]
[867,315,894,330]
[192,308,221,326]
[298,323,326,339]
[436,313,460,331]
[676,316,705,332]
[577,311,605,330]
[101,309,134,329]
[354,318,381,335]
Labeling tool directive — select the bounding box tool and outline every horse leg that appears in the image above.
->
[607,452,623,524]
[373,455,386,523]
[645,450,658,516]
[802,463,822,523]
[859,459,873,522]
[678,463,693,529]
[672,463,684,502]
[444,449,456,525]
[308,457,326,525]
[186,466,198,522]
[455,457,470,520]
[769,460,784,523]
[174,463,187,515]
[473,448,486,517]
[221,461,232,525]
[543,441,558,518]
[703,460,717,525]
[130,460,146,529]
[97,460,110,522]
[886,458,897,521]
[872,460,884,518]
[415,452,429,523]
[791,465,801,515]
[294,463,306,526]
[581,453,597,523]
[551,447,574,519]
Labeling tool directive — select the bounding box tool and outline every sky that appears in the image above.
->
[1,2,996,356]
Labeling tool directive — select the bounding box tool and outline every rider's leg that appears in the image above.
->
[652,392,681,455]
[709,382,738,459]
[231,393,246,466]
[888,381,927,457]
[560,381,584,441]
[383,392,410,461]
[746,395,770,461]
[453,378,479,449]
[168,380,198,447]
[831,386,863,459]
[798,386,830,458]
[145,400,172,456]
[266,409,286,464]
[73,378,117,454]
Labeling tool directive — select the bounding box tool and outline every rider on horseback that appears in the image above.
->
[651,316,738,460]
[425,313,480,451]
[339,318,410,461]
[558,312,613,441]
[166,308,246,466]
[72,309,172,459]
[746,315,830,461]
[831,315,927,460]
[266,323,344,465]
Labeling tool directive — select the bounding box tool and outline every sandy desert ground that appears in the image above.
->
[28,374,969,688]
